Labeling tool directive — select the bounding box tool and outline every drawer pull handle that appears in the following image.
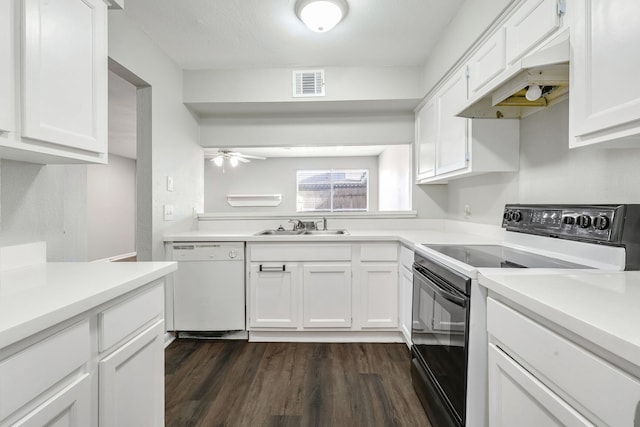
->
[260,265,286,272]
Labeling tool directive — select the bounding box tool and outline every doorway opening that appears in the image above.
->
[86,59,152,261]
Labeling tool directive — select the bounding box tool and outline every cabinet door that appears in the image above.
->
[399,265,413,346]
[302,263,351,328]
[12,374,91,427]
[249,263,298,328]
[415,97,437,181]
[488,344,593,427]
[468,28,506,97]
[570,0,640,147]
[99,320,164,427]
[505,0,562,65]
[360,263,398,328]
[0,0,12,135]
[22,0,107,153]
[436,68,469,175]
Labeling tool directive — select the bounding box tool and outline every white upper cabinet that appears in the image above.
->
[0,0,13,135]
[416,67,519,185]
[468,28,506,98]
[570,0,640,148]
[0,0,108,163]
[505,0,563,66]
[436,67,469,175]
[22,0,107,154]
[415,97,437,181]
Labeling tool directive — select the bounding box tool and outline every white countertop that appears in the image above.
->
[0,261,177,349]
[163,229,502,250]
[479,270,640,370]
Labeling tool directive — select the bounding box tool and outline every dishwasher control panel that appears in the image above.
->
[172,242,245,261]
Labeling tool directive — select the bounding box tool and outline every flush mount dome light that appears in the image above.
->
[295,0,348,33]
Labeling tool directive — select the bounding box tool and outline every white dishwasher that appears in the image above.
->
[171,242,245,332]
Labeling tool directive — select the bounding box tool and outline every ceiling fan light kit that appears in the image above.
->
[295,0,348,33]
[207,149,266,172]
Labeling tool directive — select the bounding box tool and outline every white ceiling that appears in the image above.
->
[122,0,464,69]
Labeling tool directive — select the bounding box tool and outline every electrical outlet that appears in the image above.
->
[464,204,471,218]
[167,176,174,192]
[164,204,174,221]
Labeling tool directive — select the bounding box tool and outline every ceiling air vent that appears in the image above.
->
[293,70,325,97]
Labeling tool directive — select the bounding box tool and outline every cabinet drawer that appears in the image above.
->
[487,298,640,425]
[399,245,414,269]
[249,244,351,262]
[0,320,90,421]
[99,283,164,352]
[361,243,398,262]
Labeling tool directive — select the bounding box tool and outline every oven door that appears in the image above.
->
[412,264,470,426]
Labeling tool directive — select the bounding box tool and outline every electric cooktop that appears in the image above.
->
[424,244,591,269]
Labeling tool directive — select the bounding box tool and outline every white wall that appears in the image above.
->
[0,160,88,261]
[184,66,423,103]
[378,145,412,211]
[86,154,136,261]
[446,100,640,224]
[108,10,204,261]
[204,156,379,213]
[199,114,414,148]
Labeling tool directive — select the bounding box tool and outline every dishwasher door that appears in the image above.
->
[172,242,245,331]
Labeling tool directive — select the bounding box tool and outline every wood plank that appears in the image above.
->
[165,340,431,427]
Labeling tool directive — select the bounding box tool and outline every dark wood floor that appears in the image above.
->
[165,340,431,427]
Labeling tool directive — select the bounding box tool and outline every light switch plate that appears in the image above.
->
[163,204,174,221]
[167,176,174,192]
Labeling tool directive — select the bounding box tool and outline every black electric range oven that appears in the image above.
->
[411,204,640,427]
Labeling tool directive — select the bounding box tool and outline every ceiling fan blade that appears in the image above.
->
[237,157,250,163]
[233,153,267,160]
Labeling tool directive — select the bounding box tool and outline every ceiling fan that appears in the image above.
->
[206,149,266,172]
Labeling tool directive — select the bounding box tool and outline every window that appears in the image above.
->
[296,169,369,212]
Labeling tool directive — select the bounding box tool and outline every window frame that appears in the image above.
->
[296,169,370,213]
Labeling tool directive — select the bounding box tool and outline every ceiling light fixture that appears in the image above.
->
[295,0,348,33]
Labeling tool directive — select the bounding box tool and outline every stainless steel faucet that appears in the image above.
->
[316,217,327,231]
[288,219,304,230]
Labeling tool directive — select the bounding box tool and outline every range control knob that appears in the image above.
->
[563,216,575,225]
[503,210,511,221]
[511,211,523,222]
[593,215,610,230]
[577,215,592,228]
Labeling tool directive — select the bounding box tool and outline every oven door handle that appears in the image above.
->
[413,267,467,308]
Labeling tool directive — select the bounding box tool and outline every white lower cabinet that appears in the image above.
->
[249,263,298,328]
[99,321,165,427]
[487,296,640,426]
[247,243,400,335]
[13,374,91,427]
[0,281,166,427]
[302,264,352,328]
[399,266,413,345]
[360,264,399,328]
[488,343,592,426]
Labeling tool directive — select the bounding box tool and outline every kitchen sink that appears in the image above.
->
[254,229,349,236]
[254,229,305,235]
[303,230,349,235]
